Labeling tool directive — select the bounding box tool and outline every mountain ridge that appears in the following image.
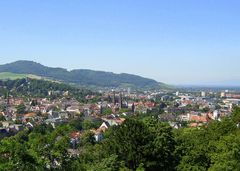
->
[0,60,169,89]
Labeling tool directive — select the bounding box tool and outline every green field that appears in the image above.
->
[0,72,41,80]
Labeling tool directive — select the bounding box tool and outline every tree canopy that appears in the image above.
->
[1,107,240,170]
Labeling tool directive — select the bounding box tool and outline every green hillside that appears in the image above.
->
[0,72,38,80]
[0,61,171,89]
[0,72,50,81]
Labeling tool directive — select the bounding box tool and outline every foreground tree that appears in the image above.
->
[106,118,176,170]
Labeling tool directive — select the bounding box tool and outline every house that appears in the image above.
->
[89,122,111,142]
[179,115,189,122]
[99,122,110,132]
[90,129,104,142]
[189,114,208,123]
[70,131,82,149]
[59,112,69,119]
[189,123,203,128]
[144,102,156,108]
[169,122,181,129]
[66,106,80,114]
[102,117,125,126]
[45,118,62,129]
[30,106,40,112]
[1,121,11,128]
[26,122,34,129]
[9,124,24,132]
[48,111,60,119]
[39,106,47,113]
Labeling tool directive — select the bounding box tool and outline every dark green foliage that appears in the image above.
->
[80,131,96,146]
[69,118,83,131]
[102,107,113,115]
[16,103,26,114]
[202,107,210,113]
[0,78,96,101]
[107,119,152,170]
[105,118,176,170]
[0,130,40,171]
[82,119,96,130]
[175,107,240,171]
[0,115,5,121]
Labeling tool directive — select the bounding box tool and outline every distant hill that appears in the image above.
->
[0,60,169,89]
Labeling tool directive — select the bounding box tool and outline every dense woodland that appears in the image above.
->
[0,78,97,102]
[1,106,240,171]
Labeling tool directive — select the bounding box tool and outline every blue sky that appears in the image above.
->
[0,0,240,85]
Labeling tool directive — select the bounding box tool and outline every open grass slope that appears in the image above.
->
[0,72,42,80]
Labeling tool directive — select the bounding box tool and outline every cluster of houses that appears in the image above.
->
[69,116,125,149]
[1,88,240,145]
[172,91,238,128]
[0,92,144,143]
[178,110,221,127]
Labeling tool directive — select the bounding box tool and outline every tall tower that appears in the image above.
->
[100,105,103,115]
[132,103,135,113]
[120,93,123,108]
[108,94,111,103]
[5,91,10,118]
[6,91,9,105]
[113,91,116,105]
[127,87,131,94]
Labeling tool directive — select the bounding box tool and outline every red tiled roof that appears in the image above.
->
[70,131,81,139]
[190,115,207,123]
[190,123,198,127]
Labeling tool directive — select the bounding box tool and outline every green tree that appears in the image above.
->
[107,119,150,170]
[175,112,239,171]
[83,119,95,130]
[209,132,240,171]
[143,118,176,171]
[103,108,113,115]
[80,131,96,146]
[0,130,40,171]
[105,118,176,170]
[0,115,6,121]
[16,103,26,114]
[202,107,210,113]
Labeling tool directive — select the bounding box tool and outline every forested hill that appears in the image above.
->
[0,78,96,101]
[0,60,168,89]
